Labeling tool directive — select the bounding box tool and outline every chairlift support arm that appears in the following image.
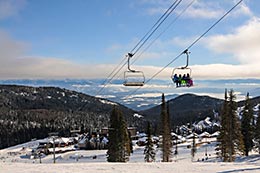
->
[127,53,135,72]
[181,49,190,69]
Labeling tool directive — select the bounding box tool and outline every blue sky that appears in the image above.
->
[0,0,260,80]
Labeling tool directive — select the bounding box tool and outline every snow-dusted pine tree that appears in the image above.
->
[144,122,156,162]
[107,106,130,162]
[255,103,260,154]
[216,89,228,160]
[160,93,172,162]
[227,90,244,161]
[241,92,254,156]
[217,89,244,162]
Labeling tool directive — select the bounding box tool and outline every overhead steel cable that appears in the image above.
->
[186,0,243,51]
[112,0,194,82]
[130,0,180,54]
[132,0,182,56]
[96,0,182,96]
[95,57,126,96]
[125,0,243,99]
[131,0,196,65]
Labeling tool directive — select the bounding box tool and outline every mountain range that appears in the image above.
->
[1,78,260,111]
[0,80,260,149]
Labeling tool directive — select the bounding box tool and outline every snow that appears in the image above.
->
[133,113,143,118]
[20,92,29,96]
[70,94,78,98]
[61,92,65,97]
[198,132,210,138]
[1,162,259,173]
[1,137,260,173]
[99,99,117,105]
[253,104,259,112]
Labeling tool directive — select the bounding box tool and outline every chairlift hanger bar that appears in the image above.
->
[181,49,190,69]
[127,53,135,72]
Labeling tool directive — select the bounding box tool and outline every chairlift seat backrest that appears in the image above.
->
[124,70,145,87]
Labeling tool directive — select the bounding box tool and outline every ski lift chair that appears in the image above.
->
[171,49,194,88]
[123,53,145,87]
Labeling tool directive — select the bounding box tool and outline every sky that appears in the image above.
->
[0,0,260,80]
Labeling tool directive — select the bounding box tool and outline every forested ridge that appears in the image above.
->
[0,85,140,149]
[1,84,260,150]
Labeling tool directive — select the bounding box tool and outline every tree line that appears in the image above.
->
[217,89,260,162]
[107,91,260,163]
[107,93,171,162]
[0,109,110,149]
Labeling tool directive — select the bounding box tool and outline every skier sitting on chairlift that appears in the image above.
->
[184,73,193,87]
[172,74,179,87]
[173,73,193,87]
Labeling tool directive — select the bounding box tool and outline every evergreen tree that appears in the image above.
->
[107,106,130,162]
[160,93,172,162]
[217,89,244,162]
[216,89,228,160]
[241,93,254,156]
[219,89,244,162]
[255,103,260,154]
[144,122,156,162]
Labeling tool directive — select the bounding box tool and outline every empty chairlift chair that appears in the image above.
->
[123,53,145,87]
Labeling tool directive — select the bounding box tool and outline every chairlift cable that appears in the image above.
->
[112,0,194,82]
[95,58,126,96]
[132,0,182,56]
[131,0,196,65]
[96,0,182,95]
[186,0,243,51]
[130,0,180,54]
[124,0,243,99]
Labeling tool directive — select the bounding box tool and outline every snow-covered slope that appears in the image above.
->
[1,137,260,173]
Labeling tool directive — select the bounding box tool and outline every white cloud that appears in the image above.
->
[206,17,260,65]
[168,36,197,47]
[138,63,260,80]
[231,1,253,17]
[140,0,224,18]
[1,16,259,80]
[0,30,27,58]
[179,0,252,19]
[0,0,27,20]
[0,31,120,79]
[182,1,224,19]
[192,63,260,79]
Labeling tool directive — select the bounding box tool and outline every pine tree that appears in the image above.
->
[255,103,260,154]
[241,93,254,156]
[107,106,130,162]
[217,89,244,162]
[216,89,228,160]
[144,122,156,162]
[160,93,172,162]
